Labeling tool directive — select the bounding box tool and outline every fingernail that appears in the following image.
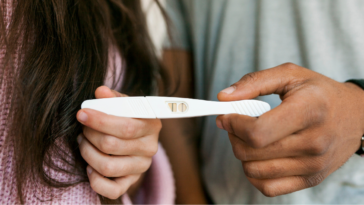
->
[87,166,93,175]
[216,119,223,129]
[221,86,236,94]
[77,134,83,144]
[78,111,88,123]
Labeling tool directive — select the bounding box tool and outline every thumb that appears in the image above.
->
[217,63,305,101]
[95,86,128,99]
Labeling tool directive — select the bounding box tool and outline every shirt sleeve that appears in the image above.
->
[163,0,192,50]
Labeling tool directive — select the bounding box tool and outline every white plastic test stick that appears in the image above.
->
[81,96,271,119]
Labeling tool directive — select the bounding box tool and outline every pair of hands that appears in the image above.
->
[76,62,364,199]
[76,86,162,199]
[216,63,364,197]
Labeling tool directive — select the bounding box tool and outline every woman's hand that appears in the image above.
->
[76,86,162,199]
[216,63,364,197]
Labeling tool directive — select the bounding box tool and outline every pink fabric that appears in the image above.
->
[123,143,175,204]
[0,1,175,204]
[133,144,176,204]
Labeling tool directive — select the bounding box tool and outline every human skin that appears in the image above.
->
[76,86,162,200]
[216,63,364,197]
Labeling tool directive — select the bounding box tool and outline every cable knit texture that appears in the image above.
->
[0,1,175,204]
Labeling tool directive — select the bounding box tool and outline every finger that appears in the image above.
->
[95,85,127,99]
[228,130,329,161]
[229,133,303,161]
[217,97,321,148]
[78,134,152,177]
[242,156,327,179]
[246,174,325,197]
[77,109,161,139]
[83,126,158,156]
[217,63,311,101]
[87,166,140,200]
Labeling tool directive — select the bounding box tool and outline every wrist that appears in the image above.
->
[345,81,364,94]
[345,82,364,100]
[344,81,364,129]
[344,80,364,155]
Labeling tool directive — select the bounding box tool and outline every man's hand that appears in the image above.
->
[216,63,364,197]
[76,86,161,199]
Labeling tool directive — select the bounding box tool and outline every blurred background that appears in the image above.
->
[142,0,167,57]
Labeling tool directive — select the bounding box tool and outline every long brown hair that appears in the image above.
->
[0,0,168,203]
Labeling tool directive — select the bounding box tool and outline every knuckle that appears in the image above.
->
[221,116,235,133]
[260,183,277,197]
[231,142,252,161]
[303,102,327,126]
[232,143,246,161]
[308,143,326,156]
[124,121,137,138]
[303,174,324,188]
[249,135,265,149]
[245,126,255,140]
[307,137,328,155]
[245,125,265,148]
[308,105,326,122]
[145,142,159,157]
[154,120,162,132]
[115,186,128,199]
[250,137,265,149]
[243,163,262,179]
[241,72,259,84]
[79,144,89,159]
[100,161,115,177]
[89,177,99,192]
[265,163,283,178]
[281,62,299,71]
[108,189,123,200]
[96,117,107,128]
[100,136,118,154]
[310,161,326,173]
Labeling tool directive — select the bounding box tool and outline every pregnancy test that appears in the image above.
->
[81,97,271,119]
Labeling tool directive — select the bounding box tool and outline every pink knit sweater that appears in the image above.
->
[0,1,175,204]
